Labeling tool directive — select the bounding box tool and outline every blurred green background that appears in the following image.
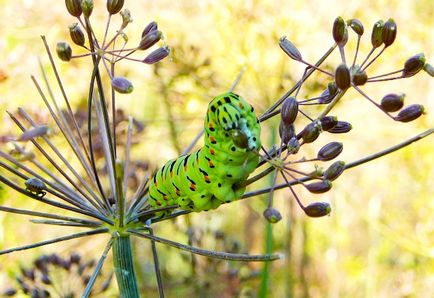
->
[0,0,433,297]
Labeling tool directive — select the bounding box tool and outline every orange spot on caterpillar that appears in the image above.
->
[210,148,215,155]
[238,103,244,109]
[190,184,196,191]
[210,136,216,144]
[209,160,215,168]
[156,201,162,206]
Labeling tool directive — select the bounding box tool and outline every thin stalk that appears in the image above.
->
[145,224,165,298]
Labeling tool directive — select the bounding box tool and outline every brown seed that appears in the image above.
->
[304,202,331,217]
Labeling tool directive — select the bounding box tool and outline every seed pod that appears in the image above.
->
[279,36,302,61]
[319,116,338,131]
[69,23,85,46]
[423,63,434,77]
[230,129,248,149]
[263,207,282,223]
[120,9,132,29]
[394,104,425,122]
[2,288,17,296]
[350,65,367,86]
[279,121,295,144]
[323,160,345,181]
[306,180,332,194]
[319,82,338,104]
[332,16,348,47]
[304,202,331,217]
[281,96,298,125]
[24,178,46,197]
[371,20,384,48]
[81,0,93,17]
[70,252,81,264]
[380,93,405,112]
[143,46,170,64]
[65,0,82,17]
[301,122,321,143]
[328,121,352,133]
[138,30,162,50]
[317,142,343,161]
[287,136,300,154]
[403,53,426,78]
[107,0,124,15]
[16,125,49,142]
[56,42,72,61]
[142,21,158,38]
[382,18,397,47]
[335,64,351,90]
[347,18,364,35]
[111,77,134,94]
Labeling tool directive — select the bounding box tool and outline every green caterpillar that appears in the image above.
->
[148,92,261,215]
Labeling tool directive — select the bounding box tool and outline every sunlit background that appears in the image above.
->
[0,0,433,297]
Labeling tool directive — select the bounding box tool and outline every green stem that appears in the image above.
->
[113,235,140,298]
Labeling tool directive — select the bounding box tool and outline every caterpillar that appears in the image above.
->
[148,92,261,216]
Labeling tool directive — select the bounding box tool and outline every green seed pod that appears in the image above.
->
[394,104,425,122]
[328,121,352,133]
[335,64,351,90]
[304,202,331,217]
[332,16,347,46]
[423,63,434,77]
[279,36,302,61]
[317,142,343,161]
[138,30,162,50]
[56,42,72,61]
[107,0,124,15]
[323,160,345,181]
[120,9,132,29]
[320,116,338,131]
[347,18,364,36]
[371,20,384,48]
[403,53,426,78]
[380,93,405,112]
[306,180,332,194]
[69,23,85,46]
[301,122,321,143]
[280,96,298,125]
[111,77,134,94]
[143,46,170,64]
[350,65,368,86]
[263,207,282,223]
[230,129,249,149]
[81,0,93,17]
[65,0,82,17]
[382,18,397,47]
[279,121,295,144]
[142,21,158,38]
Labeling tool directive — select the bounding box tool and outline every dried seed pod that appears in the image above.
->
[143,46,170,64]
[280,96,298,125]
[120,9,132,28]
[138,30,162,50]
[301,122,321,143]
[317,142,343,161]
[56,42,72,62]
[16,125,50,142]
[304,202,331,217]
[347,18,364,35]
[2,288,17,296]
[319,116,338,131]
[350,65,368,86]
[380,93,405,112]
[327,121,352,133]
[279,36,302,61]
[319,82,338,104]
[69,23,85,46]
[142,21,158,38]
[287,136,300,154]
[382,18,397,47]
[403,53,426,77]
[306,180,332,194]
[230,129,248,149]
[371,20,384,48]
[263,207,282,223]
[81,0,94,17]
[107,0,124,15]
[394,104,425,122]
[423,63,434,77]
[332,16,348,46]
[41,274,52,285]
[335,64,351,90]
[323,160,345,181]
[279,121,295,144]
[111,77,134,94]
[65,0,82,17]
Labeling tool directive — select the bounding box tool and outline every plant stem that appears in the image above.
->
[112,235,140,298]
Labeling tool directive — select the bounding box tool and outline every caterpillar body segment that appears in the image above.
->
[148,92,261,216]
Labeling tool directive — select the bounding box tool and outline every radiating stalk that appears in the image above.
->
[112,235,140,298]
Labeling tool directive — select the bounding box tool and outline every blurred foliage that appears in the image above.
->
[0,0,433,297]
